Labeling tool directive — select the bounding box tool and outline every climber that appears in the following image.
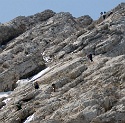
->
[87,53,93,62]
[34,81,39,89]
[16,102,22,110]
[52,83,56,92]
[100,12,103,16]
[108,11,113,17]
[103,11,106,20]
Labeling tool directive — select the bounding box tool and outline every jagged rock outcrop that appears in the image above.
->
[0,10,55,46]
[0,11,85,91]
[75,15,93,28]
[0,2,125,123]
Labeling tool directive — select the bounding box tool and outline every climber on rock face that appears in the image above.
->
[100,11,106,20]
[34,81,39,89]
[108,11,113,17]
[16,102,22,111]
[52,83,56,92]
[103,11,106,20]
[87,53,93,62]
[100,12,103,16]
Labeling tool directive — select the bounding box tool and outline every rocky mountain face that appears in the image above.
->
[0,2,125,123]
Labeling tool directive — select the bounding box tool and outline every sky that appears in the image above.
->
[0,0,124,23]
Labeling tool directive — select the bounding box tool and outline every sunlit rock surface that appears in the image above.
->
[0,3,125,123]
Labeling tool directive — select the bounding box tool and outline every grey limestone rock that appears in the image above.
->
[1,3,125,123]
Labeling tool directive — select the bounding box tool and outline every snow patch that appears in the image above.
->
[0,92,12,109]
[30,67,50,82]
[42,52,52,62]
[15,67,50,88]
[16,79,29,86]
[2,98,11,104]
[24,114,34,123]
[0,91,12,98]
[43,56,52,62]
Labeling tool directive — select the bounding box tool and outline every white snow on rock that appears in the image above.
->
[42,52,52,62]
[43,56,52,62]
[0,91,12,98]
[16,79,29,86]
[24,114,34,123]
[0,92,12,108]
[1,97,11,110]
[16,67,51,88]
[30,67,50,82]
[2,98,11,104]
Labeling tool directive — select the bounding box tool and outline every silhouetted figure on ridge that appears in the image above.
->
[103,11,106,20]
[108,11,113,17]
[100,12,103,16]
[100,11,107,20]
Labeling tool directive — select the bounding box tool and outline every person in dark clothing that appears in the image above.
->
[104,11,106,14]
[103,11,106,20]
[108,11,113,17]
[16,102,22,110]
[34,81,39,89]
[100,12,103,16]
[52,83,56,92]
[87,53,93,62]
